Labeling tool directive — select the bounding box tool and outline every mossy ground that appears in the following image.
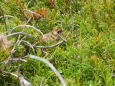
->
[0,0,115,86]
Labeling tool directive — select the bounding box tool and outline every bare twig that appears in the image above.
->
[26,17,32,24]
[2,71,18,77]
[3,58,27,64]
[1,36,25,70]
[23,9,41,17]
[23,9,42,22]
[22,40,35,52]
[2,71,31,86]
[11,25,43,36]
[10,36,24,55]
[35,40,64,48]
[34,32,71,49]
[18,74,32,86]
[28,55,66,86]
[6,32,33,38]
[0,15,13,19]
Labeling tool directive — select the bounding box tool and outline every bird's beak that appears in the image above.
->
[57,30,63,34]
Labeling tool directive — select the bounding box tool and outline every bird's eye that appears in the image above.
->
[57,30,63,34]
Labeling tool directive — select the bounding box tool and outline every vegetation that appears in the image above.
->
[0,0,115,86]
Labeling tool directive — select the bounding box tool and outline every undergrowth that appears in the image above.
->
[0,0,115,86]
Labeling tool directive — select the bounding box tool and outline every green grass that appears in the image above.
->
[0,0,115,86]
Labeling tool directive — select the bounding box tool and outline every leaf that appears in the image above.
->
[35,8,48,16]
[24,9,48,20]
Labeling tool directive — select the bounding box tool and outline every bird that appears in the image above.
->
[39,28,63,43]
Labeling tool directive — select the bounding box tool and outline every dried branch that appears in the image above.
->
[6,32,33,38]
[2,71,18,77]
[35,40,64,48]
[2,71,31,86]
[1,36,25,70]
[26,17,32,24]
[23,9,41,17]
[22,40,35,52]
[0,15,13,19]
[3,58,27,64]
[18,74,32,86]
[11,25,43,36]
[34,31,71,49]
[28,55,66,86]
